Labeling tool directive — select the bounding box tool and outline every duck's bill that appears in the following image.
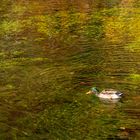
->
[86,91,92,94]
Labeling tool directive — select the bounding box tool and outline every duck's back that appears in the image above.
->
[98,89,122,99]
[101,89,118,94]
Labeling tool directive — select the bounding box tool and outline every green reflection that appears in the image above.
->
[128,74,140,83]
[0,20,22,35]
[125,38,140,52]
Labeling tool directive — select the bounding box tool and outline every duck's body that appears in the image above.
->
[96,89,123,99]
[86,87,123,100]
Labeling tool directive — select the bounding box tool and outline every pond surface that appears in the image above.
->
[0,0,140,139]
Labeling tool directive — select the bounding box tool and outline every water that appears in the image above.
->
[0,0,140,139]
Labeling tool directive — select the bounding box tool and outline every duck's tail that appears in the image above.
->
[116,92,123,96]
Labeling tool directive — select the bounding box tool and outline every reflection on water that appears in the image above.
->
[0,0,140,139]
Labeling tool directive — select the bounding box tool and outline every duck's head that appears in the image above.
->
[86,87,99,95]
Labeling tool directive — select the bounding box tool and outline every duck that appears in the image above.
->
[86,87,123,100]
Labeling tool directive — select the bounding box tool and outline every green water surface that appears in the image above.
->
[0,0,140,139]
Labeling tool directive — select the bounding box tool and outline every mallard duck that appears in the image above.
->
[86,87,123,99]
